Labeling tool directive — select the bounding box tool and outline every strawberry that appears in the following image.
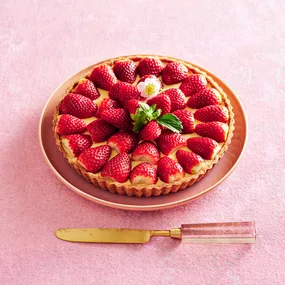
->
[172,110,195,134]
[107,131,139,154]
[176,150,205,174]
[89,64,117,91]
[194,105,229,123]
[187,137,220,159]
[132,141,160,165]
[147,94,171,115]
[56,114,86,135]
[78,145,111,173]
[61,134,92,157]
[156,131,187,155]
[179,74,207,96]
[139,120,161,140]
[108,82,126,101]
[124,99,140,114]
[187,88,222,109]
[161,62,188,85]
[137,57,164,77]
[130,163,158,185]
[101,152,131,183]
[72,78,100,100]
[59,93,98,119]
[117,83,142,104]
[86,119,117,142]
[100,108,133,131]
[195,122,229,142]
[137,75,163,89]
[113,59,137,84]
[159,88,186,111]
[98,98,121,116]
[157,156,185,183]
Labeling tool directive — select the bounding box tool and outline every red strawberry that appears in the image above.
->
[156,131,187,155]
[195,122,229,142]
[98,98,121,116]
[137,57,164,77]
[113,59,137,84]
[101,152,131,183]
[180,74,207,96]
[159,88,186,111]
[61,134,92,157]
[117,83,142,104]
[147,94,171,115]
[194,105,229,123]
[86,119,117,142]
[72,78,100,100]
[59,93,97,119]
[187,88,222,109]
[161,62,188,85]
[107,131,139,153]
[108,81,126,101]
[124,99,140,114]
[132,141,160,165]
[89,64,117,91]
[176,150,205,174]
[137,75,163,89]
[130,163,158,185]
[56,114,86,135]
[139,120,161,140]
[187,137,220,159]
[100,108,133,130]
[157,156,185,183]
[78,145,111,173]
[172,110,195,134]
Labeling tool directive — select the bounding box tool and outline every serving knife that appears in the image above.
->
[55,221,256,244]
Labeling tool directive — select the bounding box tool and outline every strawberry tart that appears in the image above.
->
[53,55,234,197]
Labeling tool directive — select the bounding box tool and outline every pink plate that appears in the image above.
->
[39,55,247,211]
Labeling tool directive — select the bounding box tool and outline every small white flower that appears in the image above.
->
[137,78,160,99]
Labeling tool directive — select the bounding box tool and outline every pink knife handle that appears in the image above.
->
[181,221,256,243]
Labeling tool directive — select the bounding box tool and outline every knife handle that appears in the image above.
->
[180,221,256,243]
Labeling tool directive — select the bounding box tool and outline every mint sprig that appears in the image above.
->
[157,114,182,133]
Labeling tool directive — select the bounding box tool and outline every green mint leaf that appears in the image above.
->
[157,114,183,133]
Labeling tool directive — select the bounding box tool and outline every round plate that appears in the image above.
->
[39,55,247,211]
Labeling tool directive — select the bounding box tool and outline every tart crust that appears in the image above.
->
[53,55,235,197]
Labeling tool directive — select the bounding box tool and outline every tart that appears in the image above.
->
[53,55,234,197]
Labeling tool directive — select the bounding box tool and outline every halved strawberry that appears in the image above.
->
[78,145,111,173]
[137,75,163,89]
[194,105,229,123]
[180,74,207,96]
[101,152,131,183]
[98,98,121,116]
[132,141,160,165]
[72,78,100,100]
[159,88,186,111]
[176,150,205,174]
[100,108,133,131]
[187,137,220,159]
[139,120,161,140]
[107,131,139,153]
[61,134,92,157]
[156,131,187,155]
[56,114,86,135]
[195,122,228,142]
[172,110,195,134]
[161,62,188,85]
[108,82,126,101]
[130,163,158,185]
[137,57,164,77]
[117,83,142,104]
[59,93,98,119]
[124,99,140,114]
[187,88,222,109]
[89,64,117,91]
[113,59,137,84]
[157,156,185,183]
[86,119,117,142]
[147,94,171,115]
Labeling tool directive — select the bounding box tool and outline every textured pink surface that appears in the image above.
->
[1,0,285,284]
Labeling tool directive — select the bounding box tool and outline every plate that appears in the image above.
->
[39,55,247,211]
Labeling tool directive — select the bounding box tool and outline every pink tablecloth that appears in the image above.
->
[1,0,285,284]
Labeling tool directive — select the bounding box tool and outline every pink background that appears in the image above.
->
[1,0,285,284]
